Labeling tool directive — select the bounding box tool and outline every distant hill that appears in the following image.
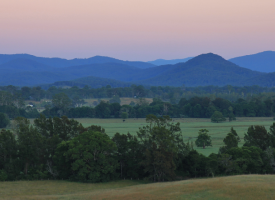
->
[0,71,67,86]
[139,53,263,87]
[148,57,193,66]
[117,64,177,82]
[0,58,56,72]
[0,62,144,86]
[0,54,155,69]
[54,62,142,82]
[229,51,275,73]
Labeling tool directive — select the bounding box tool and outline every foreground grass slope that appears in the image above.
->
[1,175,275,199]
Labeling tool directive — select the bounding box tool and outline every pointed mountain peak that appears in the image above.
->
[186,53,226,65]
[197,52,225,59]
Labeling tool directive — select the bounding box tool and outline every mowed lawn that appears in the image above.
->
[76,117,274,156]
[1,175,275,199]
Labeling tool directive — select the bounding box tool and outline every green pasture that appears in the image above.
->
[76,117,274,156]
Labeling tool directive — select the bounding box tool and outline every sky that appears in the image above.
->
[0,0,275,61]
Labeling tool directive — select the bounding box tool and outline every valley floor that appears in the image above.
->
[1,175,275,199]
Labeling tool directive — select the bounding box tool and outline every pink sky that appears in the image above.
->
[0,0,274,61]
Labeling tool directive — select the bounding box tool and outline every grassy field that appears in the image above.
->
[75,117,274,156]
[1,175,275,199]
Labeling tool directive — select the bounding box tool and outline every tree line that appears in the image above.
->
[1,84,275,103]
[1,114,275,182]
[0,86,275,129]
[41,94,275,119]
[1,93,275,128]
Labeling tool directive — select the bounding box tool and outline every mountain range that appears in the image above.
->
[0,54,155,69]
[229,51,275,73]
[0,51,274,88]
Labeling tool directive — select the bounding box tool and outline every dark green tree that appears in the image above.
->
[219,128,240,154]
[228,113,236,122]
[109,95,121,104]
[137,114,186,181]
[112,133,143,179]
[0,112,10,128]
[133,85,146,97]
[34,114,85,178]
[269,122,275,148]
[195,129,212,149]
[95,101,111,118]
[72,95,85,107]
[52,93,72,116]
[211,111,226,123]
[182,150,206,178]
[63,131,118,182]
[226,146,264,174]
[121,112,128,121]
[207,153,219,177]
[0,129,17,180]
[244,125,270,151]
[15,117,43,175]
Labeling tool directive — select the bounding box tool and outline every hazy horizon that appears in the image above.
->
[1,0,274,61]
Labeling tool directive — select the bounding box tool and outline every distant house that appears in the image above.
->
[27,102,34,107]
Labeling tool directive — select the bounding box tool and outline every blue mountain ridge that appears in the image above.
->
[0,52,274,87]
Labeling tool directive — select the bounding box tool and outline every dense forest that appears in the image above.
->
[1,84,275,101]
[44,95,275,119]
[1,115,275,182]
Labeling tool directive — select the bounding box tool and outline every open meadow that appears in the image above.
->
[1,175,275,199]
[75,117,274,156]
